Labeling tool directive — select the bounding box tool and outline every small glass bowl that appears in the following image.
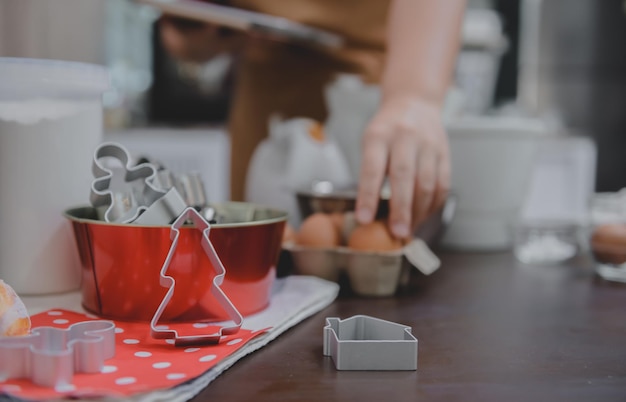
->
[512,220,580,265]
[589,223,626,283]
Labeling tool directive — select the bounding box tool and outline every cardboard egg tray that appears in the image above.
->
[283,238,440,297]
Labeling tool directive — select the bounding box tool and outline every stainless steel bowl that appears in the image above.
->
[295,188,456,247]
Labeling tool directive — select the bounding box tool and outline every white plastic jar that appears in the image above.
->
[0,58,109,294]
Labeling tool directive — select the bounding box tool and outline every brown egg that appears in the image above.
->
[591,223,626,265]
[328,212,347,243]
[348,220,403,252]
[282,223,297,244]
[329,212,345,232]
[296,213,341,248]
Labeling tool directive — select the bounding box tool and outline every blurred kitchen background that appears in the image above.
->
[1,0,625,251]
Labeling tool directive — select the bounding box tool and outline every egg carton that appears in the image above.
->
[283,238,440,297]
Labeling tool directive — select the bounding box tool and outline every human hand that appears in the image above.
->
[355,95,450,239]
[159,15,246,62]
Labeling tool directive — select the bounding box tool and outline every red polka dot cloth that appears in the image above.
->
[0,309,265,400]
[0,276,339,401]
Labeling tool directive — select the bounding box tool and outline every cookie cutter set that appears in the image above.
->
[323,315,418,371]
[0,143,243,388]
[90,142,243,344]
[90,142,188,225]
[0,320,115,387]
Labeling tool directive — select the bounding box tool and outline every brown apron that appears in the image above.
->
[227,0,389,200]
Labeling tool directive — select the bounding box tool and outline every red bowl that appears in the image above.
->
[65,202,286,323]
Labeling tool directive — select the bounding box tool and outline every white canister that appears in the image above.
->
[0,58,109,295]
[441,116,547,251]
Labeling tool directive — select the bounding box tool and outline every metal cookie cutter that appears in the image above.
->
[90,142,187,224]
[323,315,418,371]
[0,320,115,388]
[151,207,243,346]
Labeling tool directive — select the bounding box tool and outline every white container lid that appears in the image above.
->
[0,57,109,101]
[462,9,508,51]
[445,115,549,138]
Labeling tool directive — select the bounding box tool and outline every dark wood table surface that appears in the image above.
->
[192,251,626,402]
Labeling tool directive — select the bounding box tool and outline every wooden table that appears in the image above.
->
[193,252,626,402]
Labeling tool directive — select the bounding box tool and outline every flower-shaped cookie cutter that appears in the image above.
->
[150,207,243,346]
[90,142,187,224]
[323,315,418,370]
[0,320,115,388]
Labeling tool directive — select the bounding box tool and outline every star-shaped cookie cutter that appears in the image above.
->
[150,207,243,346]
[90,142,186,224]
[0,320,116,388]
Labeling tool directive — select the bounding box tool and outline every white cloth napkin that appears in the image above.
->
[19,275,338,402]
[130,275,339,402]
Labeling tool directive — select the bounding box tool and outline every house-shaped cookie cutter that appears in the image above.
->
[0,320,115,388]
[323,315,417,370]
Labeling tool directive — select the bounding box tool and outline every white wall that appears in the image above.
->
[0,0,107,63]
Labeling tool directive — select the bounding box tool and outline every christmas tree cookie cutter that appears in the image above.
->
[0,320,116,388]
[90,142,187,224]
[323,315,418,371]
[150,207,243,346]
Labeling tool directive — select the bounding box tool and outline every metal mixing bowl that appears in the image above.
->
[65,202,287,323]
[295,188,456,247]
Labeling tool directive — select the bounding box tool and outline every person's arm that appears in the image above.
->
[355,0,466,239]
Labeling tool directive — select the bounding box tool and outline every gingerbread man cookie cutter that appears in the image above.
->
[0,320,116,388]
[90,142,187,224]
[150,207,243,346]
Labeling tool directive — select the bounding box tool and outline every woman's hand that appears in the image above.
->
[355,0,464,239]
[355,94,450,239]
